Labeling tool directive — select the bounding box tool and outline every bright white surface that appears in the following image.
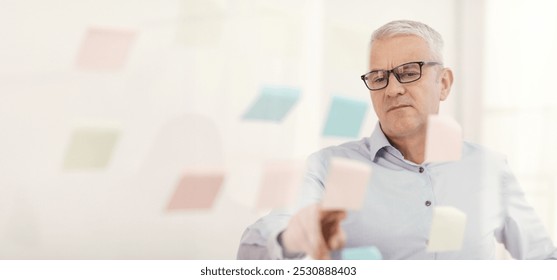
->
[484,0,557,243]
[0,260,553,280]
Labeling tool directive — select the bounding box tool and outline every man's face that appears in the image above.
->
[368,35,453,140]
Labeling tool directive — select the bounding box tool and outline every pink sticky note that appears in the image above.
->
[255,160,304,210]
[76,27,137,71]
[166,168,225,210]
[424,115,463,162]
[321,157,372,210]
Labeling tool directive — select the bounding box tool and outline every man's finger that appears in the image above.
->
[327,228,346,250]
[320,210,347,248]
[308,207,331,259]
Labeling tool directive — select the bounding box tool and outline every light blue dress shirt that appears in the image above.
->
[237,123,557,259]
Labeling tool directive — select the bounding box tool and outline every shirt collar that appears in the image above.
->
[368,122,404,160]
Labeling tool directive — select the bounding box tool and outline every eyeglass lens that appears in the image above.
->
[365,62,423,90]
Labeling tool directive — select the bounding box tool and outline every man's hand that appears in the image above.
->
[281,204,346,259]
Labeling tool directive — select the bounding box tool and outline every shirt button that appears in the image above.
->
[419,167,424,173]
[425,201,431,207]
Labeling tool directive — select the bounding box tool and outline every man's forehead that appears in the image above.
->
[369,35,431,69]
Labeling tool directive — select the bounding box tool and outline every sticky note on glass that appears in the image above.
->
[342,246,382,260]
[427,206,467,252]
[322,96,368,138]
[177,18,224,48]
[255,160,304,210]
[176,0,226,47]
[166,168,225,210]
[63,126,120,170]
[425,115,463,162]
[76,27,136,71]
[242,86,300,122]
[321,157,372,210]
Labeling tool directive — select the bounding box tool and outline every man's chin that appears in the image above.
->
[384,120,423,138]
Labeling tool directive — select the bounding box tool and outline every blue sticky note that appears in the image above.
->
[322,96,368,138]
[342,246,382,260]
[242,86,301,122]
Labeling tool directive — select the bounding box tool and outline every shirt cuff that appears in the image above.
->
[267,228,306,260]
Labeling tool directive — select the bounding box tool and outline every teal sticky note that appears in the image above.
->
[242,86,301,122]
[342,246,382,260]
[323,96,368,138]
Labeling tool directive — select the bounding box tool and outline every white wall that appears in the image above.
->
[0,0,463,259]
[483,0,557,242]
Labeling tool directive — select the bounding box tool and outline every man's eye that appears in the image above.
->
[400,72,420,79]
[373,77,385,83]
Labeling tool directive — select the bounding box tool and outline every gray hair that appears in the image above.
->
[371,20,444,63]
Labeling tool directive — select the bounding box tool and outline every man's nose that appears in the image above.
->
[385,73,405,97]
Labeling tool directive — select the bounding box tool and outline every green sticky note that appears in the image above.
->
[323,96,368,138]
[242,86,301,122]
[63,126,120,170]
[342,246,382,260]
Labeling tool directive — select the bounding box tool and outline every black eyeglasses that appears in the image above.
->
[360,61,442,91]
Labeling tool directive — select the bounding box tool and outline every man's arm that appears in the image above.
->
[237,210,301,259]
[495,160,557,259]
[280,204,346,259]
[237,151,346,259]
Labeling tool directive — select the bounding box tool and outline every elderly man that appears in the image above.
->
[237,20,557,260]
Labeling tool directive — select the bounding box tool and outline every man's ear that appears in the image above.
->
[439,68,454,101]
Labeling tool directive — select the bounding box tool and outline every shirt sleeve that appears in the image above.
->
[236,210,298,259]
[236,152,329,259]
[495,159,557,259]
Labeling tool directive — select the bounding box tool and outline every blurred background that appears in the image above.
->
[0,0,555,259]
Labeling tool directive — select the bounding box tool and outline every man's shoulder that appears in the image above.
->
[309,138,371,161]
[462,141,506,162]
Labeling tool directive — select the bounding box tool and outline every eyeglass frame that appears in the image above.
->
[360,61,442,91]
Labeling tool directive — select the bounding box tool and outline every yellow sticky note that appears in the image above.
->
[425,115,463,162]
[176,18,224,48]
[321,157,372,210]
[427,206,467,252]
[177,0,226,47]
[63,126,120,170]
